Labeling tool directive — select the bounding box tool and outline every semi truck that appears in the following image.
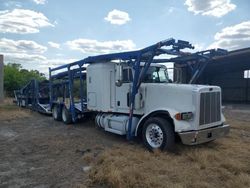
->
[47,38,230,151]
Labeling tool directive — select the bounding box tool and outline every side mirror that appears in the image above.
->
[115,63,123,87]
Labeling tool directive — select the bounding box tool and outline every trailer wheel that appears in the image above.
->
[142,117,175,151]
[17,100,21,107]
[52,104,62,121]
[62,106,72,124]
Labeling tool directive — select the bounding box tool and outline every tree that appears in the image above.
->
[4,63,46,96]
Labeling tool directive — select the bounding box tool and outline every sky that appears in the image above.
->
[0,0,250,75]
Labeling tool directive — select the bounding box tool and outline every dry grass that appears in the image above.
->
[0,97,14,105]
[1,99,249,187]
[0,98,31,121]
[85,109,250,188]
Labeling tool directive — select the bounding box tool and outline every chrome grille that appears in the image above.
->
[199,92,221,125]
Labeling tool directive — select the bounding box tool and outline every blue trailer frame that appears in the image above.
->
[49,65,88,122]
[154,48,228,83]
[14,79,51,114]
[49,38,228,140]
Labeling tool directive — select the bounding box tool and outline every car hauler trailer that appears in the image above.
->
[14,79,51,114]
[49,38,230,151]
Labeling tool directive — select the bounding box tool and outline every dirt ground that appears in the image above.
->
[0,100,250,188]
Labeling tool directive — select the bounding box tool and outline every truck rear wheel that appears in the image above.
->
[142,117,175,151]
[52,104,62,121]
[62,106,72,124]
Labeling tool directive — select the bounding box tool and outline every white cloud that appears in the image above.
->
[66,38,136,54]
[208,21,250,50]
[4,53,46,63]
[48,41,60,49]
[184,0,236,17]
[0,38,47,64]
[104,9,131,25]
[0,38,71,75]
[33,0,46,5]
[40,58,77,68]
[39,58,78,76]
[0,38,47,54]
[0,9,54,34]
[0,38,77,75]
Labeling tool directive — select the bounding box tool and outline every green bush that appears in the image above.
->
[4,63,46,96]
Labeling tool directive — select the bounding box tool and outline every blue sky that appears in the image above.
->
[0,0,250,74]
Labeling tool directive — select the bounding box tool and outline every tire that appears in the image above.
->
[62,106,72,124]
[142,117,175,151]
[52,104,62,121]
[17,100,21,107]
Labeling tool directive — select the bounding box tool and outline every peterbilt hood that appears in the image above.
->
[141,83,222,132]
[142,83,220,114]
[159,83,220,93]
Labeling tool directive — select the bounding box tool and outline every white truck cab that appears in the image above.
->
[87,62,230,151]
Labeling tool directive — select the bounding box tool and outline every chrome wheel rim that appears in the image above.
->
[145,123,164,148]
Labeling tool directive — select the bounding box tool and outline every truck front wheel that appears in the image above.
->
[142,117,175,151]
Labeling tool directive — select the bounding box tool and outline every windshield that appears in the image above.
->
[142,67,169,83]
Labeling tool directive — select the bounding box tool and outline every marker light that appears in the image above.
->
[175,112,193,121]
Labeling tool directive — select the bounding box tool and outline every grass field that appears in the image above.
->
[85,107,250,188]
[0,99,249,188]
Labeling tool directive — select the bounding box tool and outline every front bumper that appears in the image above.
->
[178,124,230,145]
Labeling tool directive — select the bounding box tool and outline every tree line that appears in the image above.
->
[4,63,46,96]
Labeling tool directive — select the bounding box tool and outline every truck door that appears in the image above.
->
[115,67,132,112]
